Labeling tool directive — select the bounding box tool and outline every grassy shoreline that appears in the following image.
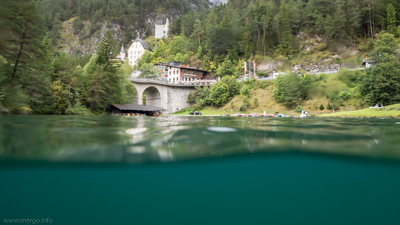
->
[319,104,400,118]
[173,104,400,118]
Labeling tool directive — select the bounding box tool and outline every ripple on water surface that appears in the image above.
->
[1,115,400,225]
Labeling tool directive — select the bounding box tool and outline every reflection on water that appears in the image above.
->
[1,115,400,225]
[0,115,399,163]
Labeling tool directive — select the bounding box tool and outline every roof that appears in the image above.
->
[154,62,208,73]
[112,104,166,111]
[133,39,152,51]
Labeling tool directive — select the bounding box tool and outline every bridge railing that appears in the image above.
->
[128,78,217,86]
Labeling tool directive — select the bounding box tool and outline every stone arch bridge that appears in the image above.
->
[128,78,215,114]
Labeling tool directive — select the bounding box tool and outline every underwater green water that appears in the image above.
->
[1,115,400,224]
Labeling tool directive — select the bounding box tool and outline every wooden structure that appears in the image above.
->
[111,104,166,116]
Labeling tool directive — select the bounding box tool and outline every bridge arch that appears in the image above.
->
[143,86,161,107]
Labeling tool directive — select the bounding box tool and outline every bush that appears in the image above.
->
[317,73,328,82]
[338,91,350,100]
[332,102,340,110]
[337,69,362,88]
[72,17,84,35]
[253,97,259,108]
[240,85,250,96]
[295,105,303,113]
[230,101,234,109]
[358,39,374,52]
[327,102,332,110]
[313,102,318,110]
[239,105,246,112]
[317,43,328,51]
[242,96,250,108]
[319,104,325,110]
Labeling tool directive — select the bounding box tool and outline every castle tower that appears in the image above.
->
[165,18,169,38]
[155,19,169,39]
[120,43,126,62]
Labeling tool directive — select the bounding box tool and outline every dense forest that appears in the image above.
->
[167,0,400,60]
[1,0,400,115]
[0,0,136,115]
[36,0,211,45]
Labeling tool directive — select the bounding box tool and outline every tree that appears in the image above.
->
[139,63,159,78]
[361,59,400,105]
[319,104,325,110]
[284,73,302,108]
[87,30,122,113]
[192,19,204,46]
[240,85,250,96]
[327,102,332,110]
[387,4,397,35]
[253,97,259,108]
[369,32,398,62]
[209,81,229,106]
[278,1,292,56]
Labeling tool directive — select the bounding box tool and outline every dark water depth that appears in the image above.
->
[1,115,400,224]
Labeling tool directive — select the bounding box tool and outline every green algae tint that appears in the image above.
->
[1,115,400,224]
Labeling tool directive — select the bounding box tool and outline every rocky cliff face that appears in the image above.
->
[57,19,125,56]
[59,2,210,56]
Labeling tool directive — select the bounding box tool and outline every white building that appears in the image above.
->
[154,61,211,83]
[127,39,152,66]
[155,18,169,39]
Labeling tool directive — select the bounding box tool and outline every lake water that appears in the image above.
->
[1,115,400,225]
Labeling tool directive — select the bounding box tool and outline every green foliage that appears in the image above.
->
[230,101,234,109]
[284,73,302,109]
[327,102,332,110]
[240,85,250,96]
[187,76,240,108]
[387,4,397,35]
[274,73,308,109]
[0,64,27,114]
[317,43,328,51]
[242,96,250,109]
[72,17,84,35]
[143,94,146,105]
[65,98,87,115]
[320,104,325,111]
[313,102,318,110]
[253,97,259,108]
[209,81,229,106]
[337,69,362,88]
[360,32,400,105]
[139,63,159,78]
[273,75,286,103]
[361,59,400,105]
[359,39,375,52]
[295,105,303,113]
[369,32,398,62]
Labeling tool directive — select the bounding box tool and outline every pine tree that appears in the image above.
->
[387,4,397,35]
[347,0,361,44]
[278,2,292,56]
[327,102,332,110]
[333,0,347,39]
[193,19,204,46]
[88,30,122,113]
